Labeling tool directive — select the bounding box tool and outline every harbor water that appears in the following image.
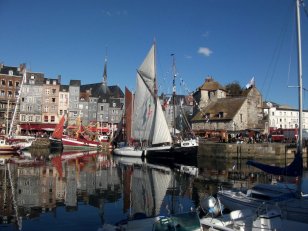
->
[0,148,307,231]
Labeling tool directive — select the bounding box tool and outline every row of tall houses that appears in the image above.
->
[0,62,124,135]
[1,62,307,137]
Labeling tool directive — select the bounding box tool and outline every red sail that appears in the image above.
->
[52,115,65,139]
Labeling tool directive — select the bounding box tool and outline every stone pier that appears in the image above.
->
[197,140,307,160]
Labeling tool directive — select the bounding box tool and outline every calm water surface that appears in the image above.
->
[0,149,304,231]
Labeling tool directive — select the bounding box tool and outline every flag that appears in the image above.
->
[245,77,255,89]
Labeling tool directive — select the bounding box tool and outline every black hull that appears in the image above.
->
[49,138,63,150]
[146,146,198,166]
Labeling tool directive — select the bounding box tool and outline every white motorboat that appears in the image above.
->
[200,196,308,231]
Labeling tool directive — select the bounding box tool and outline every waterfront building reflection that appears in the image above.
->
[0,149,302,230]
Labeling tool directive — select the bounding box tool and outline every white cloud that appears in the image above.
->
[202,31,209,38]
[198,47,213,57]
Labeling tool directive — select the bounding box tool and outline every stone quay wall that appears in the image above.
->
[198,140,307,160]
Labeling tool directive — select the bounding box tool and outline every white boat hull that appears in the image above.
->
[113,146,144,157]
[218,185,308,224]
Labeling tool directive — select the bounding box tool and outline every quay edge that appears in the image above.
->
[197,140,307,160]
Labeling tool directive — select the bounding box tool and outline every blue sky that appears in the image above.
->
[1,0,308,108]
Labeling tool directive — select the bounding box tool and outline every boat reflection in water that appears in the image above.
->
[0,150,198,231]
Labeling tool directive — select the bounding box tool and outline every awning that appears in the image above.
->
[20,123,57,131]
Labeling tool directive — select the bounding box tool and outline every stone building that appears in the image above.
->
[192,77,263,136]
[192,76,227,116]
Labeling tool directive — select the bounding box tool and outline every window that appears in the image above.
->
[15,82,20,87]
[30,75,35,80]
[1,90,5,96]
[8,91,12,97]
[28,116,33,122]
[52,98,56,103]
[51,116,55,122]
[44,106,49,112]
[100,106,104,111]
[21,115,26,121]
[8,81,13,87]
[1,80,5,86]
[27,106,32,111]
[52,89,56,94]
[240,114,243,122]
[44,116,48,122]
[60,110,63,115]
[45,89,50,95]
[36,116,41,122]
[113,102,116,107]
[9,70,13,75]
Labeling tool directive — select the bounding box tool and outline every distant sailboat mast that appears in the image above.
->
[171,54,177,137]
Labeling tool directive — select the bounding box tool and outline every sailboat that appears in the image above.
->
[217,0,308,224]
[114,42,198,161]
[49,114,65,150]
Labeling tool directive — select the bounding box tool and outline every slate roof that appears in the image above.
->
[60,85,69,92]
[192,97,246,122]
[197,77,226,91]
[25,72,45,84]
[80,83,124,102]
[70,80,81,86]
[0,65,21,76]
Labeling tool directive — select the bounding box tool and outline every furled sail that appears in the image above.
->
[247,151,303,177]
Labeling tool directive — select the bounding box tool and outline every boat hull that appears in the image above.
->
[217,186,308,224]
[49,137,63,150]
[0,146,20,154]
[113,146,144,157]
[62,137,100,151]
[146,145,197,159]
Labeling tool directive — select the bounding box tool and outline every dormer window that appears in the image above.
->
[8,70,13,76]
[31,75,35,79]
[46,80,50,84]
[218,112,224,118]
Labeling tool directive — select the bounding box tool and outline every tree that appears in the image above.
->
[225,81,243,96]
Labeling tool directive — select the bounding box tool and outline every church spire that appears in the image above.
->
[102,49,108,94]
[103,55,107,84]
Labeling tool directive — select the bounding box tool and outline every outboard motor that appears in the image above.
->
[200,196,223,217]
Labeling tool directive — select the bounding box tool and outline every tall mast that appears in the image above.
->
[171,54,176,136]
[296,0,303,154]
[9,64,26,137]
